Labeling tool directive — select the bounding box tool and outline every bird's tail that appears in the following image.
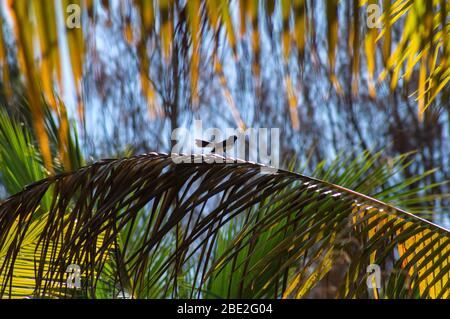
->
[195,139,212,148]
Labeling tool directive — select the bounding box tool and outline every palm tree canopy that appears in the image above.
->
[1,152,449,298]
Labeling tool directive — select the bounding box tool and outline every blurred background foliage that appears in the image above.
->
[0,0,448,213]
[0,114,448,297]
[0,0,450,165]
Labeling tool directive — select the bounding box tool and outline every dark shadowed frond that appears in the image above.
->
[1,0,448,160]
[0,153,449,299]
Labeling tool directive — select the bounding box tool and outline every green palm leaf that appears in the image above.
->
[0,153,448,298]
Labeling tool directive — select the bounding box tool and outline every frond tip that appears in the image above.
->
[0,153,449,298]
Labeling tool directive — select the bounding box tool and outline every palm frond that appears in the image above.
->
[0,153,449,298]
[1,0,448,157]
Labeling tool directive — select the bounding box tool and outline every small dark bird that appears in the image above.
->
[195,135,238,153]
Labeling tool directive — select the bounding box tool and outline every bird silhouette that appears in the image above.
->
[195,135,238,154]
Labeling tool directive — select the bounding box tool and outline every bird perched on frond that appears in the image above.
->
[195,135,238,154]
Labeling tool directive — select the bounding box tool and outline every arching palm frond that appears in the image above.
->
[0,153,449,299]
